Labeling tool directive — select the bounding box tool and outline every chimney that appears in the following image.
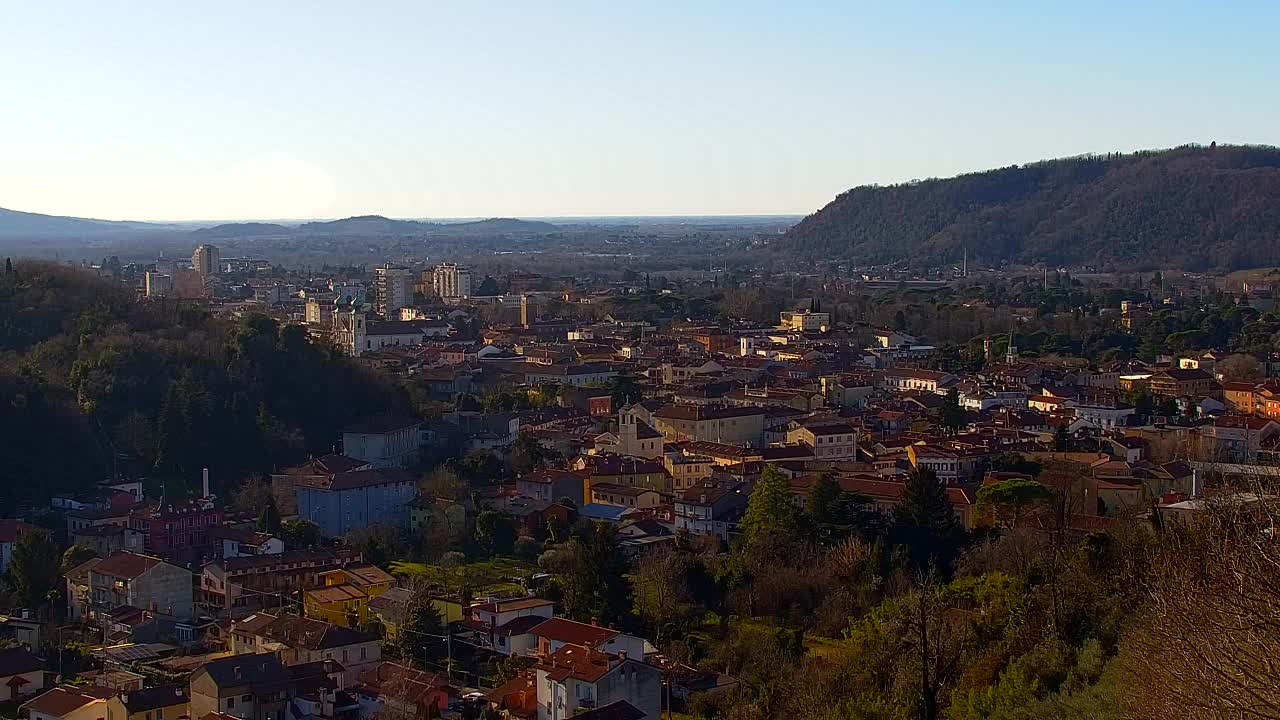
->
[617,650,627,661]
[202,468,210,499]
[590,617,598,626]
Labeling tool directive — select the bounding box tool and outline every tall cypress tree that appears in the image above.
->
[894,468,963,574]
[740,464,802,545]
[257,493,282,534]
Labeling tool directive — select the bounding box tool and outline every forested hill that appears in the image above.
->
[778,144,1280,271]
[0,261,408,511]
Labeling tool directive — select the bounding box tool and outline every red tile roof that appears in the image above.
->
[92,551,164,580]
[530,617,618,647]
[534,643,615,682]
[20,686,114,717]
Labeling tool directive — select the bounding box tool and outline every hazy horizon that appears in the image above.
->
[4,2,1278,221]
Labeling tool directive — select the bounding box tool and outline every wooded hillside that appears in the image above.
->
[779,145,1280,271]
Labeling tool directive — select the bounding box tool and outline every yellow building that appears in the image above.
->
[303,564,394,628]
[304,584,369,627]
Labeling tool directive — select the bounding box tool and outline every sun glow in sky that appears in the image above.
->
[3,1,1278,220]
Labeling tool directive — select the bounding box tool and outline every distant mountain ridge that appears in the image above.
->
[2,209,559,239]
[297,215,559,235]
[0,207,170,235]
[192,222,293,238]
[778,144,1280,271]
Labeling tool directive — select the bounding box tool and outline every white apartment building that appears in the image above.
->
[432,263,473,299]
[374,264,413,320]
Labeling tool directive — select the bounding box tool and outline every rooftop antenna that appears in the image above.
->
[962,248,968,278]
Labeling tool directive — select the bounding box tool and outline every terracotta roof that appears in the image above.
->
[485,674,537,716]
[342,565,394,586]
[230,612,277,637]
[21,687,114,717]
[1212,415,1275,430]
[531,617,618,647]
[831,475,974,507]
[354,662,453,705]
[92,551,165,580]
[305,585,366,604]
[237,612,375,651]
[534,643,615,682]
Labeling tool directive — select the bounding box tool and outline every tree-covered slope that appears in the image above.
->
[0,261,408,510]
[778,144,1280,271]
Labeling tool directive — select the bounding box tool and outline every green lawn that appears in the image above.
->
[389,557,537,596]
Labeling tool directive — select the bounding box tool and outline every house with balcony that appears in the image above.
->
[907,444,988,484]
[199,548,365,617]
[75,551,193,624]
[229,612,381,680]
[789,423,860,460]
[532,644,660,720]
[673,481,746,539]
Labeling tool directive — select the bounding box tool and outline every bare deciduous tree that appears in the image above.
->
[1126,492,1280,719]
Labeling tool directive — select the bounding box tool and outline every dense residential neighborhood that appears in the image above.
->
[2,254,1280,720]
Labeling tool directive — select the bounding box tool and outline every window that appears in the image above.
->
[227,699,235,709]
[242,695,252,702]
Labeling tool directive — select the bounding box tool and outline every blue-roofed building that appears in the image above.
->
[576,503,631,523]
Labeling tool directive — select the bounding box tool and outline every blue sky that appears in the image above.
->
[2,1,1277,221]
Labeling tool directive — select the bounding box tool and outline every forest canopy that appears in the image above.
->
[779,144,1280,271]
[0,261,406,510]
